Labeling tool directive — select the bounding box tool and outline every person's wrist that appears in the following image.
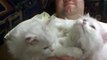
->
[46,56,76,60]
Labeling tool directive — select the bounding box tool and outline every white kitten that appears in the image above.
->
[75,14,104,60]
[59,14,104,60]
[4,19,57,60]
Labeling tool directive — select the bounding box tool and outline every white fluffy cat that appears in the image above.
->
[76,15,104,60]
[4,18,58,60]
[58,14,105,60]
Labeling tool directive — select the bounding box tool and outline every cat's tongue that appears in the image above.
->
[46,56,76,60]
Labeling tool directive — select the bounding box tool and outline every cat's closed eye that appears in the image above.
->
[90,25,96,29]
[43,46,49,50]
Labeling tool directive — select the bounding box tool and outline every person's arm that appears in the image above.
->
[0,43,14,60]
[46,56,76,60]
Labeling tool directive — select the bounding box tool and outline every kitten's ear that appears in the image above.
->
[4,27,19,41]
[85,13,90,17]
[4,30,13,41]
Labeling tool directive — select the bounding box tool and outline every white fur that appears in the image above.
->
[74,15,104,60]
[58,14,105,60]
[4,17,57,60]
[51,46,83,59]
[47,17,84,59]
[91,43,107,60]
[67,14,107,60]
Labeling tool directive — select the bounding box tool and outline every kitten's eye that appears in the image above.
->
[90,25,96,29]
[26,37,31,41]
[43,46,49,50]
[83,19,87,21]
[25,37,39,45]
[83,19,87,24]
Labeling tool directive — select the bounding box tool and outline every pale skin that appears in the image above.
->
[47,0,84,60]
[55,0,84,19]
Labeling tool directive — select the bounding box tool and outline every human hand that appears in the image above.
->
[46,56,76,60]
